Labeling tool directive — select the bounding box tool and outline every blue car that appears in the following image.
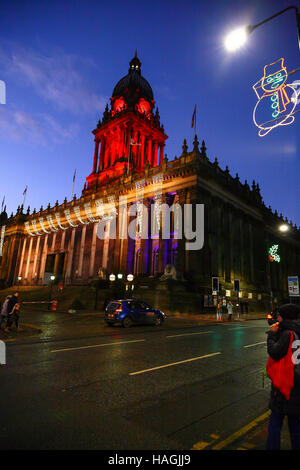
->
[105,299,166,327]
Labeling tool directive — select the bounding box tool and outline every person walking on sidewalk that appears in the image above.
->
[227,301,233,321]
[4,292,19,332]
[0,295,12,329]
[265,303,300,450]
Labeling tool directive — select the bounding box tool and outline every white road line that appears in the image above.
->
[243,341,266,349]
[129,352,221,376]
[51,339,145,353]
[166,330,213,339]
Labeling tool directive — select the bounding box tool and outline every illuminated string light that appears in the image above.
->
[25,221,35,237]
[65,209,78,228]
[46,215,59,232]
[84,202,99,222]
[31,219,43,235]
[74,206,88,225]
[253,58,298,137]
[55,212,68,230]
[268,244,280,263]
[135,179,145,238]
[0,225,5,255]
[39,217,51,234]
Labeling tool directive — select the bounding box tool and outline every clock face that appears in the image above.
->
[135,98,151,116]
[113,97,127,114]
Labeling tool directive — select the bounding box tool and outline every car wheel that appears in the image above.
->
[122,316,133,328]
[154,316,162,326]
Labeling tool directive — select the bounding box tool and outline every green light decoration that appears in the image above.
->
[268,244,280,263]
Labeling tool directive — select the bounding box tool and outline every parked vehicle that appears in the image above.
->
[105,299,166,327]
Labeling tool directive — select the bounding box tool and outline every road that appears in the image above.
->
[0,313,272,450]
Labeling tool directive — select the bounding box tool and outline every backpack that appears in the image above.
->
[292,331,300,385]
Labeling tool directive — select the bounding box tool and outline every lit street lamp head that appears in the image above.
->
[279,223,289,233]
[224,26,252,52]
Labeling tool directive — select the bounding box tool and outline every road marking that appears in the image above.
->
[129,352,221,376]
[166,331,212,339]
[211,410,270,450]
[243,341,266,349]
[51,338,145,353]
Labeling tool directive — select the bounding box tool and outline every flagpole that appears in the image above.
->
[71,169,76,199]
[22,186,28,208]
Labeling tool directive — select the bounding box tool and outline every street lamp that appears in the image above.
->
[48,275,55,310]
[17,276,22,287]
[224,6,300,52]
[279,223,289,233]
[109,274,116,282]
[117,273,123,280]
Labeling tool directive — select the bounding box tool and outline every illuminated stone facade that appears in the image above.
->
[0,53,300,308]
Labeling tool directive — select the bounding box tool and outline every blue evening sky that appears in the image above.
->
[0,0,299,224]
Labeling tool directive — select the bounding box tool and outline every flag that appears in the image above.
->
[23,186,28,196]
[73,169,76,183]
[191,105,196,128]
[1,196,4,211]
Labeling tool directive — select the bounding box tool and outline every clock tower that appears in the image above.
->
[84,52,168,192]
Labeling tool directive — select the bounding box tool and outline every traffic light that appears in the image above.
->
[234,279,240,292]
[212,277,219,293]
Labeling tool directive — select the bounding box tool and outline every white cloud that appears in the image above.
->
[0,106,79,146]
[1,45,107,114]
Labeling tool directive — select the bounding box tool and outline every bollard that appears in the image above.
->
[51,300,58,311]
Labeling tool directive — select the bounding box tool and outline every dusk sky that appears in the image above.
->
[0,0,299,224]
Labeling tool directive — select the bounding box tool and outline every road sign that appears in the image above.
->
[212,277,219,293]
[288,276,299,297]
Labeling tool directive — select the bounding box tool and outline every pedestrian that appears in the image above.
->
[9,301,22,330]
[265,303,300,450]
[4,292,19,332]
[217,300,222,322]
[227,301,233,321]
[0,295,12,329]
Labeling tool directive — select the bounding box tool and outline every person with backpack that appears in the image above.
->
[265,303,300,450]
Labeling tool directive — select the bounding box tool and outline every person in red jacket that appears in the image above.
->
[266,303,300,450]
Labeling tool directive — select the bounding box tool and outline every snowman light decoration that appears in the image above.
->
[253,58,297,137]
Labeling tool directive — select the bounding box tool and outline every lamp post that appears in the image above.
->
[17,276,22,288]
[48,275,55,310]
[224,5,300,52]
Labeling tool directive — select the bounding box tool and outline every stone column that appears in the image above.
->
[24,237,33,281]
[159,144,164,166]
[89,223,98,279]
[18,238,27,279]
[146,137,152,166]
[139,134,146,170]
[153,141,158,167]
[98,137,106,172]
[39,235,48,285]
[92,139,99,173]
[176,189,187,273]
[32,236,41,284]
[77,225,86,278]
[65,228,75,285]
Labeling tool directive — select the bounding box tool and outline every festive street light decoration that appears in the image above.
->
[268,244,281,263]
[253,58,298,137]
[127,274,134,282]
[109,274,116,281]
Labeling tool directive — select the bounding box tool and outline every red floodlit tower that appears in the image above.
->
[84,52,168,191]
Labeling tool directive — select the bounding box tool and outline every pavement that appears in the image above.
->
[0,308,293,451]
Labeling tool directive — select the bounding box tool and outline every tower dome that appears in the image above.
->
[112,51,154,102]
